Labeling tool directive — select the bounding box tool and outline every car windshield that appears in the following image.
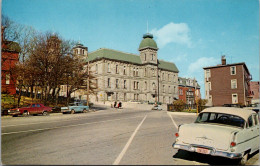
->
[195,112,245,128]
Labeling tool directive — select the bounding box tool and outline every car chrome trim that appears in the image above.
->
[172,143,242,159]
[236,135,260,145]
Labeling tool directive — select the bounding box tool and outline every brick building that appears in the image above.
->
[1,26,20,95]
[250,81,259,104]
[203,56,252,106]
[178,77,201,104]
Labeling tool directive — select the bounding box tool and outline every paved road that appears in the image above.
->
[1,106,259,165]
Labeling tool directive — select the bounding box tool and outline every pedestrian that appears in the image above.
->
[119,102,122,108]
[117,102,120,108]
[114,101,117,108]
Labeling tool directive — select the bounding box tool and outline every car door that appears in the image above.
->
[247,114,259,153]
[36,104,43,114]
[252,114,260,152]
[31,104,37,114]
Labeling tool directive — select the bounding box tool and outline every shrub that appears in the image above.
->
[196,99,208,112]
[173,100,186,112]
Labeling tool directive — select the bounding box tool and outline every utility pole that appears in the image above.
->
[87,53,90,106]
[157,59,160,104]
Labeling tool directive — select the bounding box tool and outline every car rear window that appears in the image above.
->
[195,112,245,128]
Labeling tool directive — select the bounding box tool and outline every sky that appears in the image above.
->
[2,0,259,98]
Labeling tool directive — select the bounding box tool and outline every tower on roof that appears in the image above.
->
[139,33,158,64]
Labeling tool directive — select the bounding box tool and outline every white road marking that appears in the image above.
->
[113,114,147,165]
[167,112,178,129]
[2,115,144,135]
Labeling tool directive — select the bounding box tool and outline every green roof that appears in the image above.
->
[158,60,179,73]
[88,48,142,64]
[88,48,179,73]
[138,33,158,50]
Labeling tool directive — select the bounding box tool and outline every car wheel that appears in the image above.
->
[42,111,48,116]
[71,109,75,114]
[239,152,248,165]
[83,109,87,113]
[23,111,29,117]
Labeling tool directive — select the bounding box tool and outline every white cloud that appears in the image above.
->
[188,57,219,74]
[151,22,191,48]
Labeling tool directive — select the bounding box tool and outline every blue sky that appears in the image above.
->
[2,0,259,98]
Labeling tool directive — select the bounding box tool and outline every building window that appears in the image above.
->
[144,53,146,61]
[96,79,98,88]
[206,69,210,80]
[95,64,98,74]
[107,78,110,87]
[123,66,126,75]
[169,86,171,93]
[231,79,237,89]
[136,68,138,76]
[145,81,147,90]
[107,63,110,73]
[208,82,212,90]
[168,74,170,82]
[83,50,85,55]
[152,54,154,61]
[124,80,126,89]
[179,89,183,95]
[162,73,165,80]
[116,79,119,88]
[133,67,135,76]
[134,81,136,89]
[232,93,238,104]
[6,74,10,85]
[152,82,155,90]
[137,82,139,89]
[116,65,119,74]
[230,66,236,75]
[144,68,147,77]
[163,85,165,93]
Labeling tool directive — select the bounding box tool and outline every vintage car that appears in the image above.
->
[152,105,162,110]
[8,103,53,117]
[61,102,89,114]
[172,107,259,165]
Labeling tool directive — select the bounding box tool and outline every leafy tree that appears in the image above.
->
[173,99,186,112]
[196,99,208,112]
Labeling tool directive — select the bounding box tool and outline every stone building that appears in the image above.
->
[203,56,252,106]
[178,77,201,105]
[72,33,179,104]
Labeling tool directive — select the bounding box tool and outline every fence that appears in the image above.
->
[167,104,210,112]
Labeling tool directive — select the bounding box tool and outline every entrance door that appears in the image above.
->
[232,94,238,104]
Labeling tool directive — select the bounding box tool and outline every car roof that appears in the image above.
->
[201,107,256,120]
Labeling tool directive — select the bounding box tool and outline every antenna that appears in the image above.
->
[147,20,149,33]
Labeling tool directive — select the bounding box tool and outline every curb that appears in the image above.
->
[167,111,197,116]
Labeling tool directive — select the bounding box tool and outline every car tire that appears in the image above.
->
[71,109,75,114]
[83,109,87,113]
[42,111,48,116]
[239,152,248,165]
[23,111,29,117]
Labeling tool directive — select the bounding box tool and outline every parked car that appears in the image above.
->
[61,102,89,114]
[8,103,53,117]
[152,105,162,110]
[172,107,259,165]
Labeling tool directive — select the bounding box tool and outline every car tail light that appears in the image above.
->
[230,142,236,147]
[175,133,179,137]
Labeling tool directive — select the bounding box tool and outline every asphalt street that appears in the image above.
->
[1,106,259,165]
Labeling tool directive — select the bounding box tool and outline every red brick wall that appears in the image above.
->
[208,64,249,106]
[250,81,259,99]
[1,50,19,95]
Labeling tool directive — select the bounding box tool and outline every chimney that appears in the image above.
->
[221,55,226,65]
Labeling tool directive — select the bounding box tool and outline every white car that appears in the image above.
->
[172,107,259,165]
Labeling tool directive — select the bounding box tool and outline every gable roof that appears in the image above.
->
[87,48,179,73]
